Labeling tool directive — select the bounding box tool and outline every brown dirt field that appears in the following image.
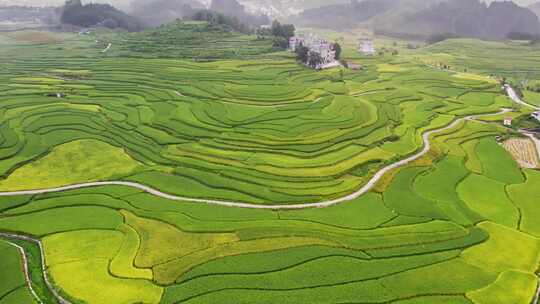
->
[5,31,63,43]
[503,138,539,169]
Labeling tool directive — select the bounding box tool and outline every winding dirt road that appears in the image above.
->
[0,109,511,210]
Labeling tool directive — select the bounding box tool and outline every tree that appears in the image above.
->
[295,43,309,63]
[281,24,295,40]
[269,20,295,48]
[333,43,342,60]
[272,36,288,48]
[308,51,324,69]
[271,20,283,37]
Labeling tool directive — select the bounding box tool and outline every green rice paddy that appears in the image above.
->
[0,28,538,304]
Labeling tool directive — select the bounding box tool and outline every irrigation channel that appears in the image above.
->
[0,87,538,304]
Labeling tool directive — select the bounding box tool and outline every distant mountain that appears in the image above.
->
[0,5,60,24]
[129,0,204,27]
[0,0,133,10]
[210,0,269,27]
[292,0,540,40]
[61,0,143,31]
[529,1,540,16]
[238,0,347,18]
[377,0,540,39]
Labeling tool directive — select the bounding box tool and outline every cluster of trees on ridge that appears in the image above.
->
[61,0,143,31]
[59,0,294,49]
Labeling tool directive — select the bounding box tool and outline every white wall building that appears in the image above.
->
[359,39,376,56]
[289,32,337,69]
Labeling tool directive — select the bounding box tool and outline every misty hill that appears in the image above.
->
[292,0,540,40]
[0,5,60,25]
[375,0,540,40]
[211,0,269,27]
[238,0,347,18]
[61,0,143,31]
[529,1,540,17]
[129,0,204,27]
[291,0,398,30]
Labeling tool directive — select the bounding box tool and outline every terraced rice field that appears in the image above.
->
[0,30,539,304]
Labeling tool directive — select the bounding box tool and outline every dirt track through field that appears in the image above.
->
[0,109,511,210]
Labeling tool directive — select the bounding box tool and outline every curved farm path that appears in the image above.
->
[505,85,540,110]
[0,233,71,304]
[101,43,112,53]
[0,109,510,210]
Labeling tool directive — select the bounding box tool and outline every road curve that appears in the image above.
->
[101,43,112,53]
[505,85,540,110]
[0,109,511,210]
[0,233,71,304]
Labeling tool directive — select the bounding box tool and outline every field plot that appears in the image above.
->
[0,29,538,304]
[0,240,37,304]
[503,138,539,169]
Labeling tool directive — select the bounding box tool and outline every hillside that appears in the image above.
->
[375,0,540,39]
[211,0,270,27]
[61,0,143,31]
[291,0,540,40]
[117,20,277,59]
[238,0,347,18]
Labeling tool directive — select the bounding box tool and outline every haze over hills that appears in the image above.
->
[1,0,538,17]
[129,0,204,27]
[291,0,540,40]
[529,1,540,16]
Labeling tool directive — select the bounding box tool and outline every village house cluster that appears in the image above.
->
[289,33,338,69]
[289,33,378,69]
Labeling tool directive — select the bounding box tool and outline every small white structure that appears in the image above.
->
[359,39,376,56]
[532,111,540,122]
[503,117,513,127]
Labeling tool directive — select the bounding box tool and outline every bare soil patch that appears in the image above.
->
[503,138,539,169]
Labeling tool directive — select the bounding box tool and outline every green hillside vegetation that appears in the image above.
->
[116,21,280,59]
[0,240,37,304]
[61,0,144,31]
[0,25,539,304]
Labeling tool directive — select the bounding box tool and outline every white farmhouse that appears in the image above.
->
[359,39,376,56]
[503,117,513,127]
[289,32,338,69]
